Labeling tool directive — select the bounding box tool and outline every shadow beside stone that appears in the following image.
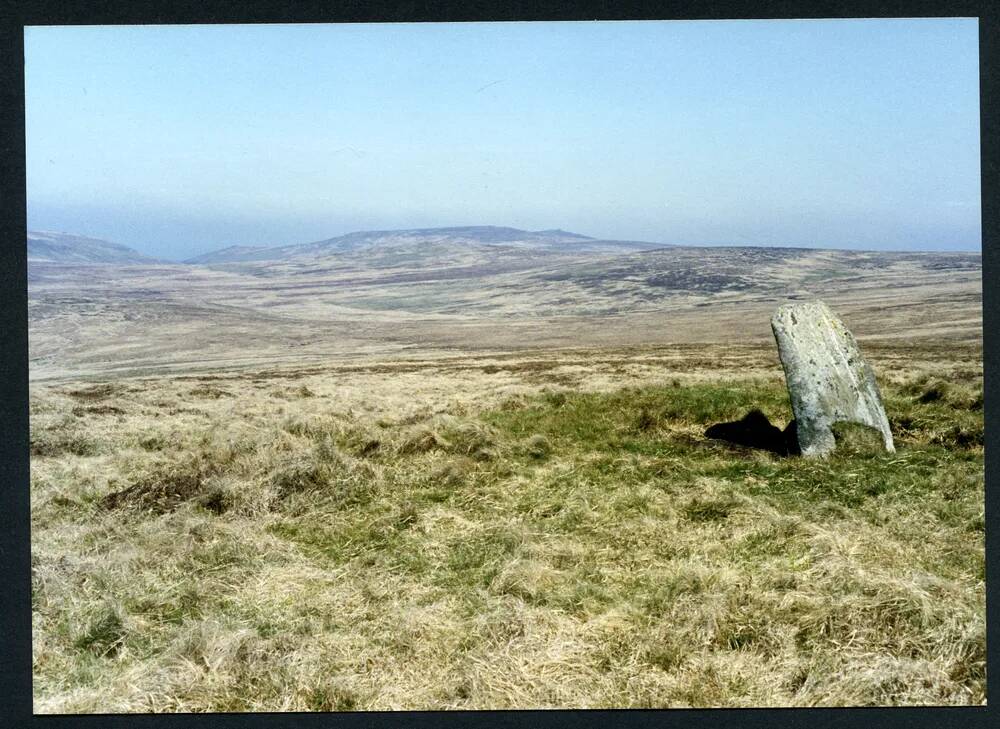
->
[704,410,800,457]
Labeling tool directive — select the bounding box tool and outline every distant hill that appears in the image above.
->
[28,231,162,264]
[184,226,668,264]
[184,245,273,265]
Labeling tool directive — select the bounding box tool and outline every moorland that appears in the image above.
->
[28,227,984,710]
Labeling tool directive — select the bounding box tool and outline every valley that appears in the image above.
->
[26,227,983,381]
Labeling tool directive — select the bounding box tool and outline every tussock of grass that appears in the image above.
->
[830,422,887,456]
[523,434,552,460]
[72,404,126,417]
[268,454,327,498]
[30,349,984,711]
[681,493,741,523]
[188,386,232,400]
[341,426,382,458]
[101,455,213,513]
[31,427,100,457]
[398,424,452,454]
[73,602,129,657]
[899,373,983,411]
[65,383,121,401]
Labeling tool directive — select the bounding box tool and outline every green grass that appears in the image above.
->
[30,360,985,711]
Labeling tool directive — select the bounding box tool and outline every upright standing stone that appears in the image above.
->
[771,301,894,457]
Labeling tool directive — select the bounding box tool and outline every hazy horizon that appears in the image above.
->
[25,19,982,261]
[26,221,986,264]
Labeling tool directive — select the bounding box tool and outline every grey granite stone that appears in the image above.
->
[771,301,894,457]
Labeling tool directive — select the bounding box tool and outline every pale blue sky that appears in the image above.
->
[25,19,981,261]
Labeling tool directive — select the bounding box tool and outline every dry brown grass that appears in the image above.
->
[30,343,984,712]
[27,242,980,382]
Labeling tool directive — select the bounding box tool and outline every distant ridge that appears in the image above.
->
[28,231,163,264]
[185,244,271,265]
[184,225,666,264]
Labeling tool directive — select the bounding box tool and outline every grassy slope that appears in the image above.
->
[30,351,984,711]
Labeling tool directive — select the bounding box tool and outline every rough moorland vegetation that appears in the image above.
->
[30,346,984,711]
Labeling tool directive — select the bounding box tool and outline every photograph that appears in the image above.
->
[24,18,985,712]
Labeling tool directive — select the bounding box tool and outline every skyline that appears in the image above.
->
[25,19,982,261]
